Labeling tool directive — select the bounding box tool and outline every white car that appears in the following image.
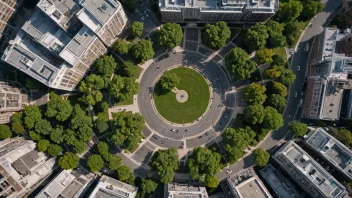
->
[289,51,294,55]
[305,44,309,52]
[294,92,297,97]
[226,169,232,174]
[297,66,300,71]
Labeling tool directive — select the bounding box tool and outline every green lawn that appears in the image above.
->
[154,67,210,124]
[273,47,287,60]
[114,95,134,106]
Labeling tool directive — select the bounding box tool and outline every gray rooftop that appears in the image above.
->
[166,183,208,198]
[321,79,344,120]
[306,128,352,180]
[12,150,40,176]
[80,0,118,24]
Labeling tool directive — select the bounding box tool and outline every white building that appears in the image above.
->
[89,175,138,198]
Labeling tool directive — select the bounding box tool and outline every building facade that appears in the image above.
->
[273,141,347,198]
[1,0,128,91]
[0,137,56,198]
[165,183,209,198]
[0,0,23,39]
[159,0,278,24]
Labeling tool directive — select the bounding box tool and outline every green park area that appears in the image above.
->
[154,67,210,124]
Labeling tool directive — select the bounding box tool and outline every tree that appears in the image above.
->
[111,111,144,152]
[108,154,122,170]
[29,131,41,141]
[113,39,131,55]
[96,118,109,133]
[23,105,42,129]
[85,74,105,90]
[109,76,140,102]
[284,21,306,46]
[37,139,50,152]
[35,119,53,135]
[70,105,93,130]
[252,148,270,167]
[151,148,179,183]
[187,147,221,181]
[266,20,286,48]
[288,121,308,137]
[87,154,104,172]
[95,55,118,77]
[279,69,296,85]
[11,112,25,134]
[244,23,268,52]
[328,128,352,146]
[272,82,288,97]
[222,127,256,163]
[225,48,257,80]
[243,83,267,105]
[132,21,144,37]
[125,174,136,185]
[269,94,287,109]
[97,141,109,160]
[264,65,283,79]
[47,144,63,156]
[141,179,158,194]
[158,23,183,48]
[256,49,273,64]
[72,140,87,154]
[263,106,284,130]
[132,39,155,61]
[276,0,303,22]
[301,0,324,19]
[203,21,231,49]
[0,125,11,139]
[99,102,109,112]
[123,61,137,77]
[77,126,93,141]
[78,75,104,106]
[59,152,79,170]
[123,0,136,12]
[272,54,287,67]
[50,126,64,144]
[243,104,265,125]
[46,92,72,122]
[204,175,219,188]
[117,165,132,181]
[160,72,180,91]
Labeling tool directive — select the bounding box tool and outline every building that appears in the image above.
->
[0,137,56,198]
[165,183,209,198]
[88,175,138,198]
[35,167,96,198]
[0,81,29,112]
[0,112,15,124]
[305,127,352,181]
[1,0,128,91]
[221,169,272,198]
[0,0,24,39]
[273,141,347,198]
[303,28,352,120]
[259,164,306,198]
[158,0,278,24]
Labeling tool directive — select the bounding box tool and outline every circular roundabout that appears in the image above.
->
[138,51,234,148]
[153,67,210,124]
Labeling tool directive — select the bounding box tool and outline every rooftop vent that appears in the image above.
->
[100,3,107,10]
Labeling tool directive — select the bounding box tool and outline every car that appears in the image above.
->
[289,51,294,55]
[299,99,303,106]
[297,66,300,71]
[305,44,309,52]
[226,169,232,174]
[294,92,297,97]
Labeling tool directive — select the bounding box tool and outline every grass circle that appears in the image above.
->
[154,67,210,124]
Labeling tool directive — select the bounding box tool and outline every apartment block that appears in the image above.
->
[221,168,272,198]
[0,137,56,198]
[305,127,352,181]
[0,81,29,112]
[88,175,138,198]
[35,167,96,198]
[159,0,278,24]
[0,0,23,39]
[165,183,209,198]
[273,141,347,198]
[2,0,128,91]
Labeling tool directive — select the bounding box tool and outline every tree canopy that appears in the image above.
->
[244,23,269,52]
[132,39,155,61]
[288,121,308,137]
[151,148,179,183]
[256,49,273,64]
[47,144,63,156]
[122,0,136,12]
[132,21,144,37]
[263,106,284,130]
[97,141,109,161]
[122,61,137,77]
[59,152,79,170]
[301,0,323,20]
[276,0,303,22]
[23,105,42,129]
[50,126,64,144]
[272,54,287,67]
[284,20,306,46]
[108,154,122,170]
[243,104,265,125]
[109,76,140,103]
[328,128,352,146]
[78,75,105,106]
[141,179,158,194]
[46,92,72,122]
[87,154,104,172]
[269,94,287,109]
[272,81,288,97]
[35,119,53,135]
[243,83,267,105]
[111,111,144,151]
[279,68,296,85]
[264,66,296,85]
[95,55,118,77]
[203,21,231,49]
[252,148,270,167]
[117,165,132,181]
[37,139,50,152]
[160,72,180,91]
[11,112,25,135]
[266,20,286,48]
[204,175,219,188]
[225,48,257,80]
[158,23,183,48]
[113,39,131,55]
[222,127,256,163]
[0,125,12,139]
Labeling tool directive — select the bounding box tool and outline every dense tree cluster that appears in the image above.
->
[328,127,352,146]
[288,121,308,137]
[264,65,296,85]
[132,39,155,61]
[95,55,118,77]
[256,49,273,64]
[203,21,231,49]
[132,21,144,38]
[109,75,139,102]
[225,48,257,80]
[78,74,104,106]
[252,148,270,167]
[244,23,269,52]
[158,23,183,48]
[243,83,267,105]
[160,72,180,91]
[151,148,179,183]
[113,39,131,55]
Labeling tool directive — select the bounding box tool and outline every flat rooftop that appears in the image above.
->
[80,0,118,24]
[236,176,271,198]
[275,141,346,198]
[167,183,208,198]
[162,0,275,10]
[321,79,343,120]
[306,128,352,180]
[322,28,338,59]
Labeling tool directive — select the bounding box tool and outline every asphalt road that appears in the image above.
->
[216,0,343,180]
